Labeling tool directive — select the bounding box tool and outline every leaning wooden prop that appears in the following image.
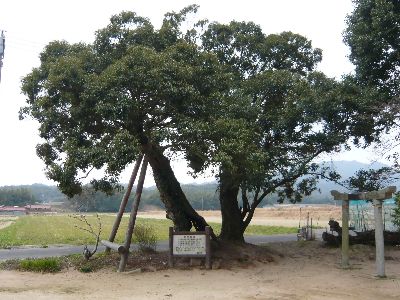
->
[101,154,148,272]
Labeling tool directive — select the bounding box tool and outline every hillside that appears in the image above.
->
[0,160,393,210]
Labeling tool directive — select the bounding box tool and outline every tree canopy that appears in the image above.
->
[344,0,400,97]
[20,5,226,231]
[176,17,386,240]
[21,5,389,241]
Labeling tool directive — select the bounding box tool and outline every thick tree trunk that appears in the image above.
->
[142,142,209,232]
[219,170,245,242]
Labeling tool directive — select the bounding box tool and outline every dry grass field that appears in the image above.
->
[138,205,342,228]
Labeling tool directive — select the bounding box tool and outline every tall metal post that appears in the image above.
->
[373,200,385,277]
[341,199,350,268]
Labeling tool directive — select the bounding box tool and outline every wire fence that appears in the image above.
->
[349,200,397,232]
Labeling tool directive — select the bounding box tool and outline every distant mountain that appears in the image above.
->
[0,183,66,203]
[320,160,388,180]
[0,160,393,207]
[301,160,390,204]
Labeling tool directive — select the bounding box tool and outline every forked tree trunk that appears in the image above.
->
[218,170,245,242]
[142,142,209,232]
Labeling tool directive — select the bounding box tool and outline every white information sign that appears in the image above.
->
[173,234,206,255]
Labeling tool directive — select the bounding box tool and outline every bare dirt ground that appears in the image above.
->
[138,205,342,228]
[0,241,399,300]
[2,206,397,299]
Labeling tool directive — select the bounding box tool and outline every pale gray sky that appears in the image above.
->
[0,0,379,186]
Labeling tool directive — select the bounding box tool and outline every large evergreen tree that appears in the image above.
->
[20,6,226,231]
[180,21,387,241]
[21,5,388,242]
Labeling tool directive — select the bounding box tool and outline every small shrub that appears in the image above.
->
[79,265,93,273]
[133,224,157,252]
[19,258,61,273]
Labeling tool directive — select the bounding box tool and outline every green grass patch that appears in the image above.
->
[0,214,297,248]
[19,258,61,273]
[0,253,116,273]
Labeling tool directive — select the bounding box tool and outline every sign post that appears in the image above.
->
[169,226,212,269]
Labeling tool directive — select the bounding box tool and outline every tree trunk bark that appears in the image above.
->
[141,142,209,232]
[219,170,245,242]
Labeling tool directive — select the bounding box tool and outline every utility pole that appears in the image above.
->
[0,30,5,83]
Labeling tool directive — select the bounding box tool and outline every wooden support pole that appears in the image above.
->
[101,240,127,254]
[373,200,386,278]
[106,154,143,253]
[118,156,149,272]
[341,199,350,268]
[168,227,174,268]
[205,226,211,269]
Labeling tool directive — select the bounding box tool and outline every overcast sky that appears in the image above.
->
[0,0,382,187]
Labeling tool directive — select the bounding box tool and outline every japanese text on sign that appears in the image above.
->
[173,234,206,255]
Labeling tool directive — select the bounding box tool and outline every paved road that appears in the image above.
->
[0,234,299,261]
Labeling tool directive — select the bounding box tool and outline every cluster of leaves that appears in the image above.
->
[344,167,400,192]
[344,0,400,97]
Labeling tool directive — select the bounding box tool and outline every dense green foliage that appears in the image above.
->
[20,5,389,241]
[345,167,399,192]
[344,0,400,97]
[19,6,227,198]
[181,10,386,240]
[344,0,400,231]
[0,187,36,206]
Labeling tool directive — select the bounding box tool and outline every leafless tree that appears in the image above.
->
[70,213,102,260]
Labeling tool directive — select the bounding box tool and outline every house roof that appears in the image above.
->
[0,206,27,212]
[25,204,51,210]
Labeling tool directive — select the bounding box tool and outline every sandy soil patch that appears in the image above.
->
[0,221,13,230]
[138,205,342,228]
[0,216,17,230]
[0,241,399,300]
